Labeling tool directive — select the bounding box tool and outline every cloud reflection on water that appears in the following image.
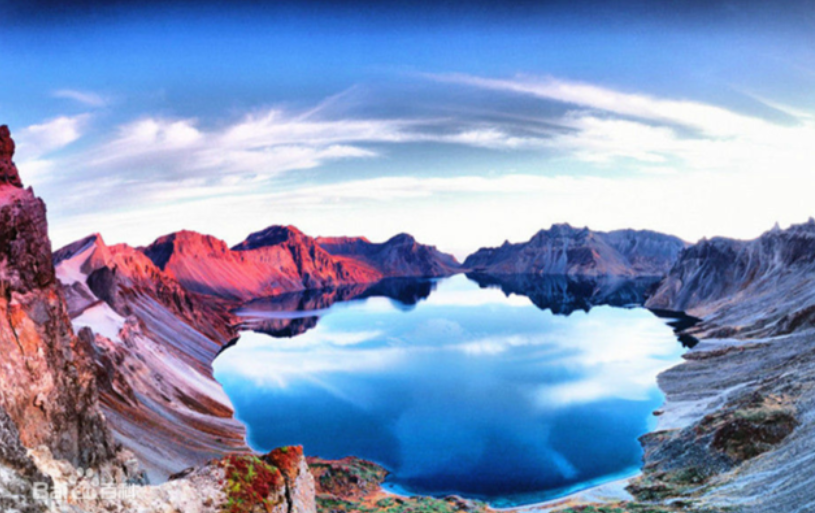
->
[214,275,685,504]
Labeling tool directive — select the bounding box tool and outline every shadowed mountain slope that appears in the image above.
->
[315,233,460,277]
[646,219,815,338]
[464,224,686,277]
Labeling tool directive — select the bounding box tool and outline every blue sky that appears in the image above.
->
[3,0,815,257]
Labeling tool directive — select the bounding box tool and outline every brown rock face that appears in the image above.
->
[0,181,116,469]
[0,125,23,188]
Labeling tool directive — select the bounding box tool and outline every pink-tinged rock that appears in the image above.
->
[54,233,248,481]
[0,127,116,470]
[141,228,381,301]
[0,125,23,188]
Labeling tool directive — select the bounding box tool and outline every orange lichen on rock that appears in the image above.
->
[221,454,285,513]
[265,445,304,482]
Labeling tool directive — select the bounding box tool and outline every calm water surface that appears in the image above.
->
[213,275,686,507]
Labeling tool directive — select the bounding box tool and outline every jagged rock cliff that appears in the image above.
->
[646,219,815,337]
[316,233,460,277]
[464,224,686,277]
[142,225,456,302]
[143,227,380,301]
[0,149,116,471]
[53,234,248,482]
[0,125,22,187]
[0,126,119,510]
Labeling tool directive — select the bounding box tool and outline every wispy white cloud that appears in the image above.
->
[53,89,109,108]
[435,72,815,174]
[22,105,554,213]
[14,115,90,181]
[17,115,88,157]
[435,73,775,137]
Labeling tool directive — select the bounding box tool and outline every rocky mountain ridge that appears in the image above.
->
[463,223,687,277]
[141,225,460,301]
[316,233,461,277]
[646,218,815,338]
[142,228,379,301]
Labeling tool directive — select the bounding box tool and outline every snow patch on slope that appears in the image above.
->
[55,237,97,286]
[73,302,126,343]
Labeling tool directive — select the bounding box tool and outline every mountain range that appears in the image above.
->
[128,222,689,307]
[140,226,457,301]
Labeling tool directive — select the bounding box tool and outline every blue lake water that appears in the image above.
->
[213,275,686,507]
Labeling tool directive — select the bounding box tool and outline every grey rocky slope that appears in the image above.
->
[646,219,815,338]
[629,219,815,513]
[464,223,687,277]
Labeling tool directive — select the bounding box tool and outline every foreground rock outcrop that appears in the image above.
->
[27,444,315,513]
[308,456,486,513]
[0,178,116,472]
[464,224,686,277]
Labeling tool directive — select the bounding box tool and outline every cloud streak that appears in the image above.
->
[52,89,109,107]
[436,73,775,137]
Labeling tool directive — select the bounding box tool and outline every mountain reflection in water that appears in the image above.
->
[216,274,692,506]
[235,273,682,338]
